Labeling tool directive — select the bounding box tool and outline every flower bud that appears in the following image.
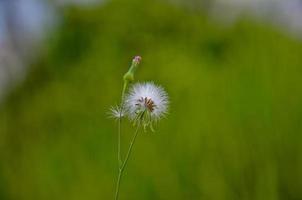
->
[123,56,142,83]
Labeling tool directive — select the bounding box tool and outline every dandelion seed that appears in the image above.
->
[125,82,169,130]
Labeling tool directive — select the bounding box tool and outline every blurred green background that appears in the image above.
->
[1,0,302,199]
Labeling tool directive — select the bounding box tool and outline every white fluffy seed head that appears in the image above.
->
[125,82,169,123]
[109,105,125,119]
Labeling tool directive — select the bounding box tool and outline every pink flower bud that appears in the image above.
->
[133,56,142,64]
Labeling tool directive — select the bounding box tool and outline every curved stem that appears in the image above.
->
[114,125,140,200]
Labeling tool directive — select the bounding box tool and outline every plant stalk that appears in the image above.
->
[114,125,140,200]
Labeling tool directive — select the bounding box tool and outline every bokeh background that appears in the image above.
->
[1,0,302,199]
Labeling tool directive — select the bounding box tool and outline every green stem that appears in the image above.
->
[114,125,140,200]
[121,81,128,101]
[118,81,128,166]
[118,118,122,166]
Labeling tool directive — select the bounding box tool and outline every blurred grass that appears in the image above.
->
[1,0,302,199]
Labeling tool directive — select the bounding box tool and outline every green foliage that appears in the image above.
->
[1,0,302,199]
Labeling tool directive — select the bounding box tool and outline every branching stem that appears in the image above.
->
[115,125,140,200]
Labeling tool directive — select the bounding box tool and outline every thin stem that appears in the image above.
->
[121,81,128,101]
[118,118,122,166]
[115,171,122,200]
[114,125,140,200]
[118,82,128,166]
[120,125,140,171]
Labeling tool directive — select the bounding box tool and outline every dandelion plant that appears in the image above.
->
[110,56,169,199]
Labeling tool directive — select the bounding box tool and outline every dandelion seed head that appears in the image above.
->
[109,105,125,119]
[125,82,169,125]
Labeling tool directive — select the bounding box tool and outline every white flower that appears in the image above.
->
[125,82,169,128]
[109,105,125,119]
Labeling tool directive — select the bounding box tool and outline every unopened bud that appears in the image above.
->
[123,56,142,83]
[133,56,142,65]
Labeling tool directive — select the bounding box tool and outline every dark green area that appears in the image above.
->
[1,0,302,199]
